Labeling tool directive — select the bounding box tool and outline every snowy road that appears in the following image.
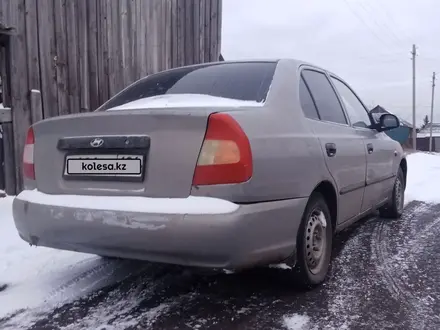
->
[1,152,440,330]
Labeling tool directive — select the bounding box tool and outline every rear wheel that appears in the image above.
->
[379,167,405,219]
[294,192,333,288]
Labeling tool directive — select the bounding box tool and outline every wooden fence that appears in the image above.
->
[0,0,223,194]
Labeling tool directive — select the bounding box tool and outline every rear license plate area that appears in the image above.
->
[64,154,145,182]
[59,135,149,182]
[64,154,145,181]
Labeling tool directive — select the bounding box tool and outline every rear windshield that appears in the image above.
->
[98,62,277,111]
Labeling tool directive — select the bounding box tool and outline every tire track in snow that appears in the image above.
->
[0,258,153,330]
[371,201,440,329]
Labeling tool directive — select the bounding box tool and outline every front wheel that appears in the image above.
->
[379,167,405,219]
[294,192,333,288]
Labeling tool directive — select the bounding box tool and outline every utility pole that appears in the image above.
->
[411,44,417,151]
[429,72,436,152]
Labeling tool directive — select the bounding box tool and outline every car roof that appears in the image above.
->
[167,58,339,77]
[147,58,347,87]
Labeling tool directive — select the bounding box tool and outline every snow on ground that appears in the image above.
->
[283,314,310,330]
[0,152,440,328]
[0,196,149,328]
[404,152,440,205]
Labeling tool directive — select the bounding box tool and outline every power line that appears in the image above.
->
[341,0,401,51]
[377,0,414,43]
[356,1,407,51]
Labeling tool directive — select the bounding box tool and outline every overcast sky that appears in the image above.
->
[222,0,440,126]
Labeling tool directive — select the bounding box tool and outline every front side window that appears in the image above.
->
[98,62,277,111]
[331,77,372,128]
[301,70,347,125]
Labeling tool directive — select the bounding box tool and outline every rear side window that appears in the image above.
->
[98,62,277,111]
[299,77,320,120]
[301,70,347,125]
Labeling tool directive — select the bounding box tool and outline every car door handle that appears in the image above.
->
[325,143,337,157]
[367,143,374,154]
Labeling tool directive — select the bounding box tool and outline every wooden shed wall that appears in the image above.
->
[0,0,222,194]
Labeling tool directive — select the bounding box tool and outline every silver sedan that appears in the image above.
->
[12,59,407,288]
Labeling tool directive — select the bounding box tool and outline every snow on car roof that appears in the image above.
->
[106,94,265,111]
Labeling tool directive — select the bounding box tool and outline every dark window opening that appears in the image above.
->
[98,62,277,111]
[301,69,348,125]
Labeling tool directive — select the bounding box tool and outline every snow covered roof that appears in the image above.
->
[370,105,413,128]
[417,123,440,138]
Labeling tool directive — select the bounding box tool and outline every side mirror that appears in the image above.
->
[377,113,400,132]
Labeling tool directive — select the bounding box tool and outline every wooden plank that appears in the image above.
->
[2,122,15,195]
[9,0,30,192]
[106,0,114,96]
[145,0,156,74]
[198,0,205,63]
[157,0,164,71]
[119,0,130,86]
[164,0,172,69]
[217,0,222,60]
[144,0,151,74]
[136,0,147,78]
[184,0,194,65]
[66,0,80,114]
[25,0,42,120]
[0,107,11,123]
[37,0,58,118]
[107,0,121,96]
[0,41,14,194]
[29,90,42,123]
[128,0,137,82]
[0,46,11,108]
[204,0,211,62]
[210,0,219,62]
[96,0,109,105]
[176,0,185,67]
[77,0,89,112]
[1,0,11,27]
[192,0,200,64]
[87,0,99,111]
[113,0,122,94]
[153,0,162,72]
[170,0,178,68]
[53,0,69,117]
[0,1,3,22]
[160,0,168,71]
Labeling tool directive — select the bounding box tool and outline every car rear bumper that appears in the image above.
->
[12,190,308,269]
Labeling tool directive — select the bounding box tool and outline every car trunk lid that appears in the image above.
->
[33,108,215,198]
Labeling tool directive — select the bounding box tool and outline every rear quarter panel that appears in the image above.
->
[191,60,335,203]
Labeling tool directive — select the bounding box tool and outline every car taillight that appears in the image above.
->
[23,127,35,180]
[192,113,253,185]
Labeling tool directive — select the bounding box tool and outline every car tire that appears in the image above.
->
[379,167,405,219]
[294,192,333,288]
